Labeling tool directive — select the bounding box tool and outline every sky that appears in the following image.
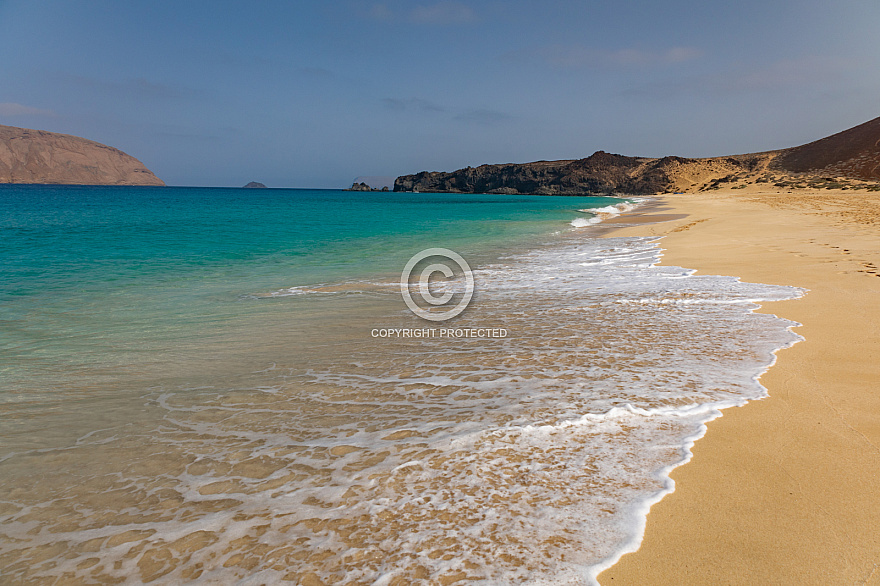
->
[1,0,878,188]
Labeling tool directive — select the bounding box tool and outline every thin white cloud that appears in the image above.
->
[409,2,476,25]
[621,56,855,98]
[297,67,334,79]
[663,47,703,63]
[509,44,703,69]
[58,74,195,99]
[369,3,393,21]
[383,97,445,113]
[0,102,56,117]
[721,56,850,91]
[454,108,511,124]
[366,1,476,25]
[383,97,511,124]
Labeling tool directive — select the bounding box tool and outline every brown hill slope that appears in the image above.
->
[395,115,880,195]
[773,116,880,180]
[0,125,164,186]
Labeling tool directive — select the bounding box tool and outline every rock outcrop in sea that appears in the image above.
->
[0,125,164,186]
[346,182,389,192]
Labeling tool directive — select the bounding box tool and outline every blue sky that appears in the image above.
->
[1,0,878,187]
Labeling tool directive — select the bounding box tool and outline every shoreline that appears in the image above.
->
[595,188,880,584]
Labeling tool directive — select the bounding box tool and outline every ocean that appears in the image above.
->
[0,185,802,584]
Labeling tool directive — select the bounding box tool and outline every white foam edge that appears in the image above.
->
[582,285,807,585]
[571,196,649,228]
[263,280,397,298]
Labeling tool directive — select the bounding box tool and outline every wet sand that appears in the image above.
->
[598,188,880,584]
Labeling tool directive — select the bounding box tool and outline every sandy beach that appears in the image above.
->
[598,188,880,584]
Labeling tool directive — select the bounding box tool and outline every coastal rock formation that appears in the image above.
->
[352,175,395,190]
[0,125,164,186]
[243,181,267,188]
[394,152,692,195]
[395,115,880,195]
[346,181,389,192]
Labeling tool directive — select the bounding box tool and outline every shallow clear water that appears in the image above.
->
[0,185,802,584]
[0,185,619,401]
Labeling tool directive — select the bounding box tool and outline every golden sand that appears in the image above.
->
[598,187,880,584]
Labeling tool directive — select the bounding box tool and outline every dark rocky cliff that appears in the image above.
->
[394,151,692,195]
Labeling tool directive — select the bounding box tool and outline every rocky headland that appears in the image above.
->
[0,125,164,186]
[394,116,880,195]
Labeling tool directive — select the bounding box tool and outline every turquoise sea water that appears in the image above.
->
[0,185,619,401]
[1,185,619,296]
[0,185,802,584]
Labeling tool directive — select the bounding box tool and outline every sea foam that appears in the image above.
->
[571,198,645,227]
[0,236,804,585]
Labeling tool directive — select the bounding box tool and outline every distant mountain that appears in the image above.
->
[0,125,164,186]
[243,181,267,188]
[395,116,880,195]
